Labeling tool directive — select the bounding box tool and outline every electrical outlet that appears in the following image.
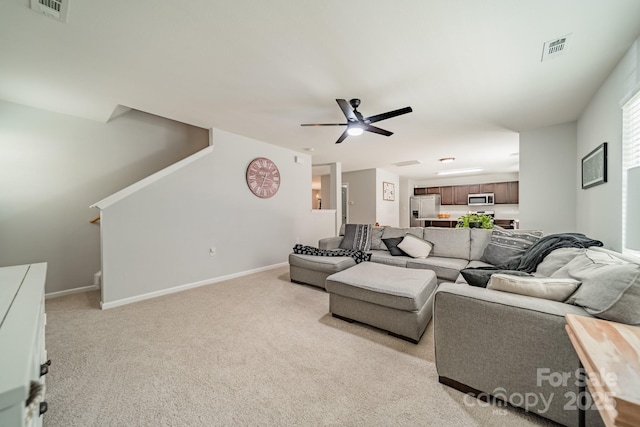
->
[209,247,216,256]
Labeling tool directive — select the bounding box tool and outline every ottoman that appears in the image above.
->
[289,253,356,289]
[325,262,437,343]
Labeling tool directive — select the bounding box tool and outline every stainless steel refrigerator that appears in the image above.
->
[409,195,441,226]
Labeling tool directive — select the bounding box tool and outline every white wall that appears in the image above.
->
[576,38,640,251]
[0,100,209,294]
[376,169,399,227]
[519,122,577,234]
[97,128,332,307]
[342,169,377,224]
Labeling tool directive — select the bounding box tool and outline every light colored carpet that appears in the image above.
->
[44,266,558,427]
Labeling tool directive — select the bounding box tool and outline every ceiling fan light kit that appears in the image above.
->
[301,98,412,144]
[438,157,455,163]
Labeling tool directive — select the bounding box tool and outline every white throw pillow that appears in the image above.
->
[487,274,581,302]
[397,234,433,259]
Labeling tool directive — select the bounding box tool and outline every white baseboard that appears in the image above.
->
[46,284,100,300]
[100,262,288,310]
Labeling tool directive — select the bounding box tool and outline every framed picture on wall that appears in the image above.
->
[383,182,395,201]
[581,142,608,189]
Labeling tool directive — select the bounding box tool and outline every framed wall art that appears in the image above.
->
[383,182,395,201]
[581,142,608,189]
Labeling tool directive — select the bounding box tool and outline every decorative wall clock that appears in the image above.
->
[246,157,281,198]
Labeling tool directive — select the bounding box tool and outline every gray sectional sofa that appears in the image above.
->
[317,226,494,283]
[288,225,640,427]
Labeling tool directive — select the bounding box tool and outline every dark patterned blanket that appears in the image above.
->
[461,233,603,287]
[293,244,371,264]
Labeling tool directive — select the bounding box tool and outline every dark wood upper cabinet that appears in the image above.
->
[414,181,518,204]
[454,185,469,205]
[466,184,480,194]
[440,186,454,205]
[493,181,519,204]
[480,183,494,193]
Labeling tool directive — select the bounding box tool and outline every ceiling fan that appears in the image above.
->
[301,98,413,144]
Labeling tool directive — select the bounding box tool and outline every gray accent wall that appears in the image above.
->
[97,128,328,307]
[0,100,209,294]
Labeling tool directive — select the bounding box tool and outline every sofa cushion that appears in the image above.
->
[339,224,372,251]
[487,274,581,302]
[534,248,585,277]
[455,260,494,284]
[381,227,423,240]
[469,228,493,261]
[407,256,469,282]
[288,253,356,274]
[382,237,408,256]
[369,250,409,268]
[397,234,433,259]
[553,249,640,325]
[480,227,543,268]
[423,227,471,260]
[460,268,532,288]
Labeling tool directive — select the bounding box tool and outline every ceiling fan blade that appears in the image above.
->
[364,124,393,137]
[336,99,358,122]
[335,129,349,144]
[301,123,347,126]
[365,106,413,124]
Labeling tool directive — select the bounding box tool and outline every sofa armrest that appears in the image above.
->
[433,283,601,427]
[319,236,343,250]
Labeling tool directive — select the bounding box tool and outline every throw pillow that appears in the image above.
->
[460,268,532,288]
[487,274,581,302]
[534,248,585,277]
[369,226,386,250]
[397,234,434,259]
[480,226,543,268]
[339,224,372,251]
[382,237,408,256]
[552,249,640,325]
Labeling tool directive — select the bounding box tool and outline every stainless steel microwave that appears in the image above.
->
[468,193,494,206]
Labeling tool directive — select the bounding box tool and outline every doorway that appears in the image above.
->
[341,184,348,224]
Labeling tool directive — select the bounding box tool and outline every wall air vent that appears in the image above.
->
[541,34,572,62]
[30,0,69,22]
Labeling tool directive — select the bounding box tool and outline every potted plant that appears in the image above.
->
[456,213,494,229]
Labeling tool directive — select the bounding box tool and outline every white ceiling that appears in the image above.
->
[2,1,640,182]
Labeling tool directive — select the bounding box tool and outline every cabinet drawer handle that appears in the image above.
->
[40,359,51,376]
[39,401,48,416]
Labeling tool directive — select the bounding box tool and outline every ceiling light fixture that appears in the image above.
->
[347,126,364,136]
[438,157,455,163]
[435,168,483,176]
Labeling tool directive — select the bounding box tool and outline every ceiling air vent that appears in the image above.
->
[541,34,572,62]
[30,0,69,22]
[393,160,422,167]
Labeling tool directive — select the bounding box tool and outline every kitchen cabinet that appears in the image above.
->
[480,183,494,193]
[440,186,454,205]
[493,219,516,229]
[466,184,480,194]
[414,181,519,205]
[494,181,519,204]
[454,185,469,205]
